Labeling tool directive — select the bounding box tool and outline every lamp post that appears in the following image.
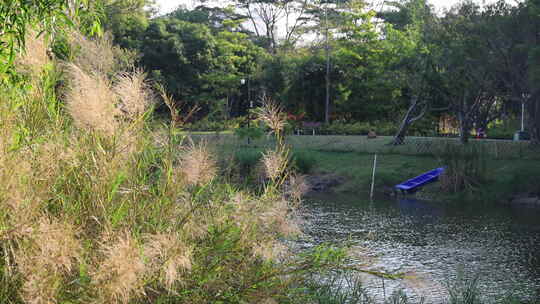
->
[241,78,251,144]
[515,93,531,141]
[521,93,530,132]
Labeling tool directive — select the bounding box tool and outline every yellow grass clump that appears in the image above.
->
[65,63,153,139]
[286,174,309,204]
[0,28,312,304]
[256,96,287,136]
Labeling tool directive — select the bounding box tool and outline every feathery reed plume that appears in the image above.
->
[16,31,50,75]
[145,233,193,290]
[256,95,286,137]
[157,84,200,128]
[68,31,116,75]
[260,200,301,237]
[94,234,146,304]
[261,149,288,182]
[16,218,81,304]
[65,63,121,135]
[252,240,287,261]
[114,70,153,121]
[179,141,217,187]
[286,174,309,204]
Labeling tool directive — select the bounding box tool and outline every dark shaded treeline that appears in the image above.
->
[96,0,540,143]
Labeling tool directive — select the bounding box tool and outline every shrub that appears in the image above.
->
[292,150,317,174]
[435,143,488,193]
[487,119,520,140]
[234,125,265,141]
[233,149,262,175]
[316,121,398,136]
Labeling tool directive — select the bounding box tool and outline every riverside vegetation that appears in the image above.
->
[2,31,537,304]
[2,4,540,304]
[0,31,356,304]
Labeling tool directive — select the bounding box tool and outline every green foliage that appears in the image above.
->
[136,9,265,114]
[487,119,520,140]
[436,143,488,193]
[447,272,482,304]
[0,0,100,79]
[234,126,265,141]
[99,0,154,49]
[183,117,245,132]
[291,150,317,174]
[302,270,370,304]
[233,149,262,176]
[315,122,398,136]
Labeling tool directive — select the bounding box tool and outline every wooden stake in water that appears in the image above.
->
[370,154,377,200]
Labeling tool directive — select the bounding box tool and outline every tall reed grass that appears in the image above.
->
[0,30,342,304]
[435,143,488,193]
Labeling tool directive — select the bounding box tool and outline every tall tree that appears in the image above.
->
[233,0,312,52]
[98,0,156,49]
[431,1,500,143]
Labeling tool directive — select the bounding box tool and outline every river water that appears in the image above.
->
[300,193,540,303]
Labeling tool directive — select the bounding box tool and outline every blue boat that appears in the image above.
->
[395,167,445,194]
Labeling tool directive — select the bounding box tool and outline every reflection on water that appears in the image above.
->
[300,193,540,302]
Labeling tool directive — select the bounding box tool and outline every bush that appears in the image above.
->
[183,116,249,132]
[319,122,372,135]
[233,149,263,175]
[234,125,266,141]
[314,121,398,136]
[183,118,228,131]
[435,143,488,193]
[292,150,317,174]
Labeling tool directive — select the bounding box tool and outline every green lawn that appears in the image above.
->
[303,149,540,201]
[185,133,538,160]
[199,133,540,201]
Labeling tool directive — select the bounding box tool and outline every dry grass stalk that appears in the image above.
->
[252,240,288,261]
[286,174,309,204]
[16,31,50,75]
[114,70,153,121]
[68,31,116,75]
[260,200,301,237]
[65,63,121,135]
[179,141,217,187]
[145,233,193,290]
[94,234,147,304]
[157,84,200,128]
[16,218,81,304]
[256,96,286,136]
[261,149,288,182]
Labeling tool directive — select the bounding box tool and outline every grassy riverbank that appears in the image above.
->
[304,149,540,201]
[198,132,540,202]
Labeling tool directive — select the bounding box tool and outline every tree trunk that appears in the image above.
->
[392,98,418,145]
[391,97,426,145]
[527,93,540,145]
[458,111,470,144]
[324,4,330,124]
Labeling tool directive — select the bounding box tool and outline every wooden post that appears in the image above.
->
[370,154,377,200]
